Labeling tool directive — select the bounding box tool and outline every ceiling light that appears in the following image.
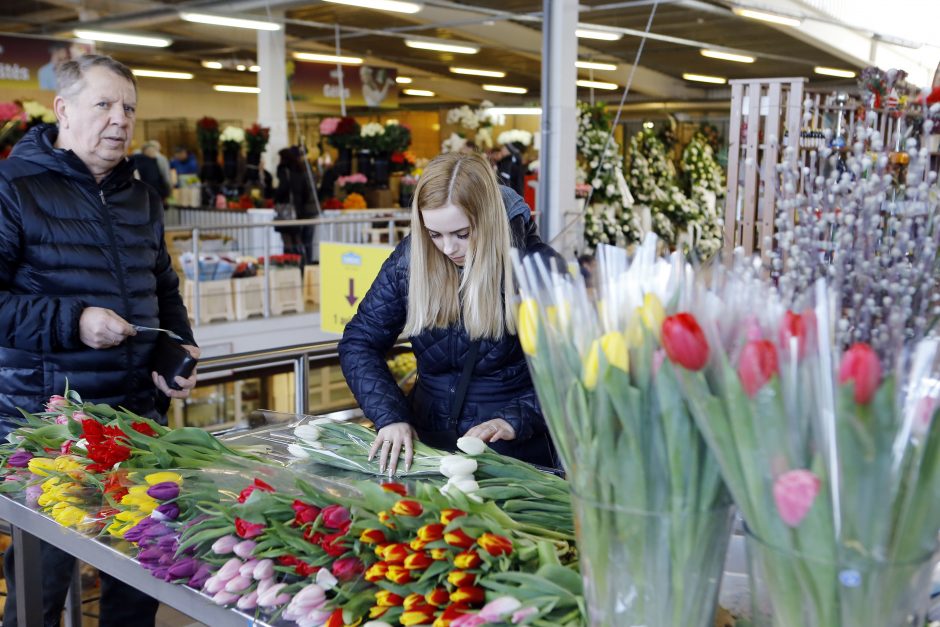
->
[486,107,541,116]
[700,49,755,63]
[405,39,479,54]
[814,66,856,78]
[450,67,506,78]
[575,28,622,41]
[682,73,727,84]
[482,84,527,94]
[214,85,260,93]
[293,52,363,65]
[249,65,260,72]
[202,61,223,69]
[643,121,654,129]
[577,79,618,90]
[395,76,413,84]
[236,64,246,71]
[322,0,422,13]
[180,12,281,31]
[74,30,171,47]
[576,60,618,71]
[403,89,435,96]
[132,69,193,79]
[732,7,801,27]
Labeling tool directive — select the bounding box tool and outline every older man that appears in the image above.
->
[0,54,198,626]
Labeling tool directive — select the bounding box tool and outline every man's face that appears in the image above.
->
[54,66,136,180]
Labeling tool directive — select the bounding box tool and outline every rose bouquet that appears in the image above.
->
[245,123,270,155]
[321,117,361,151]
[220,126,245,153]
[196,116,220,152]
[512,235,732,627]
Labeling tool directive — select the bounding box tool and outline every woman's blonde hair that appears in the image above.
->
[404,152,516,340]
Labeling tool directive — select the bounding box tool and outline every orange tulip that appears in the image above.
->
[446,570,476,587]
[378,511,397,529]
[410,538,428,552]
[454,550,482,569]
[404,551,433,570]
[386,564,413,584]
[404,593,426,610]
[364,561,389,582]
[417,523,445,542]
[383,543,411,564]
[444,529,475,549]
[369,605,389,618]
[430,548,450,561]
[359,528,387,545]
[432,603,470,627]
[392,499,423,517]
[440,509,466,525]
[450,586,485,606]
[425,587,450,607]
[400,607,435,626]
[375,589,404,607]
[477,532,513,556]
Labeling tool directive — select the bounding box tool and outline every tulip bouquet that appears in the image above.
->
[512,235,732,627]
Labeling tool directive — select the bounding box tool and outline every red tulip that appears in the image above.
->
[383,543,411,564]
[237,478,275,503]
[386,564,412,584]
[661,313,710,371]
[404,551,433,570]
[454,550,481,569]
[378,511,397,529]
[364,561,389,582]
[392,499,423,517]
[234,518,265,539]
[477,532,513,556]
[410,538,428,552]
[434,604,470,627]
[321,504,351,529]
[450,586,485,606]
[447,570,476,587]
[331,556,364,582]
[444,529,475,549]
[404,593,427,611]
[425,587,450,607]
[324,608,345,627]
[381,482,408,496]
[417,523,445,542]
[401,607,436,626]
[737,340,779,397]
[779,310,816,359]
[838,343,882,404]
[319,530,348,558]
[291,500,321,527]
[375,589,404,607]
[359,528,387,545]
[440,509,466,525]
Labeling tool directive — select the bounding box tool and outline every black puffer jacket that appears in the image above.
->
[339,189,559,466]
[0,125,194,427]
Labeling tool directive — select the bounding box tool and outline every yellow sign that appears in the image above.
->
[320,241,395,334]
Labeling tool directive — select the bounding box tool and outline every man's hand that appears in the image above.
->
[369,422,417,476]
[152,344,200,399]
[79,307,135,349]
[464,418,516,443]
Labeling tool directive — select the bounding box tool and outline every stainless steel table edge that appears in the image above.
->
[0,495,270,627]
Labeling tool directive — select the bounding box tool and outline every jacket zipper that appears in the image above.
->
[98,188,138,393]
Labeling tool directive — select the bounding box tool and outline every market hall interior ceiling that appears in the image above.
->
[0,0,907,104]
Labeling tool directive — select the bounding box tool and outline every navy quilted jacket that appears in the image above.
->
[339,188,558,463]
[0,125,194,427]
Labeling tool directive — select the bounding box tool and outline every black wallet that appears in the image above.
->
[151,333,198,390]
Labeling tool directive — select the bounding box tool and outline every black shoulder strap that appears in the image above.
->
[451,340,480,423]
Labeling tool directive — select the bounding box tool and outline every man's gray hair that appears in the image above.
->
[56,54,137,100]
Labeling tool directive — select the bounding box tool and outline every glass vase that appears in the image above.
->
[745,530,939,627]
[570,491,734,627]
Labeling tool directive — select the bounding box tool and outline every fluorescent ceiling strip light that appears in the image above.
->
[74,30,171,47]
[486,107,541,116]
[395,76,413,84]
[682,73,727,84]
[214,85,260,93]
[700,49,754,63]
[180,12,280,31]
[293,52,363,64]
[575,28,622,41]
[450,67,505,78]
[482,84,527,94]
[405,39,479,54]
[403,89,435,96]
[577,79,618,90]
[249,65,260,72]
[814,66,856,78]
[132,69,193,79]
[576,60,618,71]
[202,61,223,69]
[732,7,801,27]
[322,0,422,13]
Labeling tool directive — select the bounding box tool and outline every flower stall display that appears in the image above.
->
[196,116,222,184]
[0,101,26,159]
[496,130,532,150]
[320,117,361,176]
[342,193,367,210]
[21,100,56,126]
[337,173,368,198]
[244,123,270,185]
[678,131,724,258]
[444,101,498,151]
[511,236,733,627]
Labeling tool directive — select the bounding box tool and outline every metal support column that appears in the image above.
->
[294,354,310,415]
[63,561,82,627]
[12,526,43,626]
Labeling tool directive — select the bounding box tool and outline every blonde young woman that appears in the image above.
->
[338,152,559,474]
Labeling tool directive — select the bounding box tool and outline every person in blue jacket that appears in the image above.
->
[339,151,559,475]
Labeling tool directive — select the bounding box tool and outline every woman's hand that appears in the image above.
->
[464,418,516,443]
[369,422,417,476]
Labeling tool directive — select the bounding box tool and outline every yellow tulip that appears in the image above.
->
[639,293,665,337]
[516,298,539,356]
[115,510,146,524]
[582,332,629,390]
[53,456,84,473]
[53,505,86,528]
[144,471,182,485]
[127,485,150,497]
[107,520,135,538]
[41,477,62,492]
[28,457,56,477]
[625,316,644,348]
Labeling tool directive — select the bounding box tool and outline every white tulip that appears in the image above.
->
[294,424,321,443]
[287,443,310,459]
[439,455,478,478]
[456,436,486,456]
[447,475,480,494]
[316,568,338,591]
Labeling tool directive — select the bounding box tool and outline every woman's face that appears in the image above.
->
[421,203,471,266]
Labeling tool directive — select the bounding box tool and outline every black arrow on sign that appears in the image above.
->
[346,278,358,306]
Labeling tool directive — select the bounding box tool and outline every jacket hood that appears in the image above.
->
[10,124,135,190]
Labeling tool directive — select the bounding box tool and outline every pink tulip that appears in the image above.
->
[211,535,239,555]
[321,504,351,529]
[480,596,522,621]
[211,590,239,606]
[913,395,937,437]
[202,575,224,595]
[216,557,243,581]
[773,469,821,527]
[46,395,68,411]
[258,583,290,607]
[743,316,763,342]
[256,577,276,595]
[452,615,488,627]
[292,583,326,609]
[252,559,274,581]
[236,590,259,611]
[778,310,815,360]
[238,559,259,577]
[838,343,882,404]
[737,340,779,397]
[511,607,539,624]
[233,540,257,559]
[223,575,252,593]
[297,609,333,627]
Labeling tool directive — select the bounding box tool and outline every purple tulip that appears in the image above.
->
[158,553,174,567]
[146,482,180,501]
[152,502,180,522]
[142,523,172,539]
[150,566,170,580]
[7,450,33,468]
[137,547,164,564]
[167,557,199,580]
[182,544,197,556]
[187,563,212,589]
[25,484,42,508]
[156,534,179,553]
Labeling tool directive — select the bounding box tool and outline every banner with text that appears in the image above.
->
[0,34,95,94]
[289,60,398,109]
